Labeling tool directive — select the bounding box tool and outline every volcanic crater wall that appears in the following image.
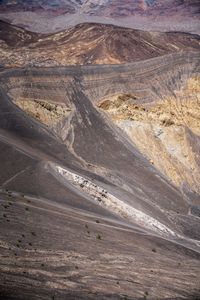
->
[1,51,200,196]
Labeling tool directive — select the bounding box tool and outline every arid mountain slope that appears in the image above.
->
[0,47,200,300]
[1,0,199,17]
[0,51,200,299]
[81,0,200,18]
[0,20,41,47]
[0,0,199,34]
[0,0,85,14]
[0,21,199,67]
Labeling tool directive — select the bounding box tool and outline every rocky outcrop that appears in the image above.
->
[14,98,71,128]
[98,76,200,193]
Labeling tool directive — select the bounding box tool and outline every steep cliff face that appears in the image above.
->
[98,76,200,194]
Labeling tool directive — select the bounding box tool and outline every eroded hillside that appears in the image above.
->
[0,21,199,67]
[0,52,200,300]
[98,76,200,193]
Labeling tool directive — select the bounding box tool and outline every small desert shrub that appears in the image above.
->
[96,234,102,240]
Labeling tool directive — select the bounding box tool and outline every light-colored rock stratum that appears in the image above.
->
[14,98,71,128]
[98,76,200,193]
